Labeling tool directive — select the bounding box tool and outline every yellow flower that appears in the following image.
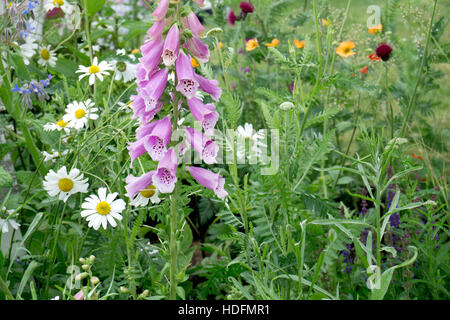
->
[322,18,329,27]
[218,42,223,49]
[293,39,305,49]
[368,24,383,34]
[264,38,279,48]
[131,48,140,55]
[245,39,259,51]
[336,41,356,58]
[191,57,200,68]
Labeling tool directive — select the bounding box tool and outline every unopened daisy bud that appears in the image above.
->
[279,102,294,110]
[120,286,129,293]
[75,272,88,281]
[91,277,100,285]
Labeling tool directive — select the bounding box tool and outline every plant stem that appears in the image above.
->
[0,275,14,300]
[399,0,437,137]
[385,64,394,139]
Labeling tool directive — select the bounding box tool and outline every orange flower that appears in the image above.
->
[191,57,200,68]
[265,38,279,48]
[246,38,259,51]
[369,53,381,62]
[322,18,329,27]
[293,39,305,49]
[131,48,140,55]
[336,41,356,58]
[417,155,423,162]
[360,66,369,74]
[368,24,383,34]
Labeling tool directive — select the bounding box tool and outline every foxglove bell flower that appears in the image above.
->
[147,19,165,40]
[140,116,172,161]
[125,170,156,200]
[185,37,210,63]
[194,74,222,101]
[138,39,164,83]
[162,24,180,66]
[176,51,199,99]
[130,96,163,123]
[187,166,228,199]
[153,148,178,193]
[182,12,205,38]
[138,68,168,111]
[152,0,169,21]
[185,127,219,164]
[187,97,219,135]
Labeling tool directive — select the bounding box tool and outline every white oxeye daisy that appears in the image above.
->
[113,60,136,83]
[130,185,161,207]
[0,207,20,234]
[43,119,70,134]
[42,149,69,163]
[38,45,57,67]
[117,101,133,113]
[43,166,89,202]
[81,188,125,230]
[20,36,38,65]
[44,0,75,15]
[76,57,113,85]
[236,123,267,162]
[63,99,98,130]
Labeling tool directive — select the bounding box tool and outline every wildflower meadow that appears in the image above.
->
[0,0,449,304]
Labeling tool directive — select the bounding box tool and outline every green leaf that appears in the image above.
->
[85,0,106,16]
[0,166,13,188]
[8,52,31,81]
[16,261,41,299]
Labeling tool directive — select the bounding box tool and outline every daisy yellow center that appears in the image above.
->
[58,178,74,192]
[53,0,64,6]
[89,65,100,74]
[40,49,50,60]
[96,201,111,215]
[140,185,156,198]
[75,109,86,119]
[57,120,68,127]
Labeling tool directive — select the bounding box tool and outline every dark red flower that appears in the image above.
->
[375,43,393,61]
[228,10,236,25]
[45,7,65,19]
[240,1,254,13]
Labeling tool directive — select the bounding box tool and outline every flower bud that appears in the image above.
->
[79,257,86,264]
[88,255,95,263]
[75,272,88,281]
[279,101,294,111]
[91,277,100,285]
[120,286,129,294]
[82,264,89,270]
